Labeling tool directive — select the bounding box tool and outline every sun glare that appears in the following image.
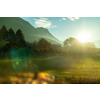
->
[77,32,90,43]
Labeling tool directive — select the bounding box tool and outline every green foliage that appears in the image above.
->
[38,38,51,50]
[0,25,99,58]
[0,26,27,56]
[64,37,97,55]
[26,38,63,56]
[0,39,9,48]
[15,29,26,47]
[9,28,15,35]
[0,25,9,40]
[16,29,25,40]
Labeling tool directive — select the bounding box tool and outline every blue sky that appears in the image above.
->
[21,17,100,42]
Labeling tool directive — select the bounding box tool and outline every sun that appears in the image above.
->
[77,32,90,43]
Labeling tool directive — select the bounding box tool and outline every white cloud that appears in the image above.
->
[62,18,66,20]
[51,25,57,28]
[34,17,57,28]
[74,17,80,20]
[67,17,75,21]
[67,17,80,21]
[53,25,57,28]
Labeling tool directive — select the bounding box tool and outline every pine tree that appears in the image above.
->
[8,28,15,41]
[0,25,8,40]
[16,29,26,47]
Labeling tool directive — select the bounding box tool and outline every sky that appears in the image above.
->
[21,17,100,42]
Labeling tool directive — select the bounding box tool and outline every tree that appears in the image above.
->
[83,42,97,54]
[8,28,17,48]
[16,29,25,41]
[64,37,82,55]
[38,38,51,51]
[0,39,9,48]
[8,28,15,40]
[0,25,9,40]
[33,41,39,51]
[9,28,15,35]
[51,44,63,54]
[15,29,27,47]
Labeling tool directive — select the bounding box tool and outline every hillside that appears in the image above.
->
[0,17,62,44]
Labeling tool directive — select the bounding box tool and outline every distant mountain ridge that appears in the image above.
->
[0,17,62,44]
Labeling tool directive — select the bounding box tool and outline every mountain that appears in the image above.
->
[0,17,62,44]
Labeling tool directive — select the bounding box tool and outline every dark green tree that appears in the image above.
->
[38,38,51,51]
[15,29,27,47]
[0,25,9,40]
[16,29,25,41]
[9,28,15,35]
[8,28,15,41]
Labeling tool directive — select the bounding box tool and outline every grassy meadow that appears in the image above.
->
[0,54,100,84]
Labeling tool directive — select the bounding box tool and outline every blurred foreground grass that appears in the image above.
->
[0,55,100,84]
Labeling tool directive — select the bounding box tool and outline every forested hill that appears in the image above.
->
[0,17,62,44]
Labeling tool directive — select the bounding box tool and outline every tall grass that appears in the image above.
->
[1,54,100,83]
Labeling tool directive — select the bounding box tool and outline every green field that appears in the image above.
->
[0,54,100,84]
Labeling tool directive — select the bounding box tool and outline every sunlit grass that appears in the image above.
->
[1,55,100,83]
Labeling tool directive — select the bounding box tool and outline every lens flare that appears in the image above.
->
[16,61,19,65]
[10,48,19,58]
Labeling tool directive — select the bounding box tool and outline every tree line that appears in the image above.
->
[63,37,98,55]
[0,25,99,58]
[0,25,63,57]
